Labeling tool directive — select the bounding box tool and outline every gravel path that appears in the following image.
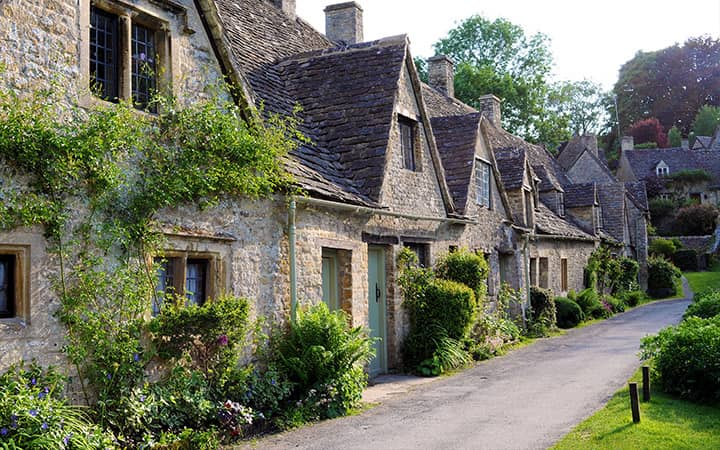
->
[241,292,690,450]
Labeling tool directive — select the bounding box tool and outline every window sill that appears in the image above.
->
[0,317,29,329]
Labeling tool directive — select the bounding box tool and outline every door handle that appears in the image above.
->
[375,283,381,303]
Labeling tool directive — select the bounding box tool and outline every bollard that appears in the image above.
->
[629,382,641,423]
[642,366,651,402]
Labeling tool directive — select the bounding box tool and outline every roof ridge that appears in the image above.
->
[277,34,409,63]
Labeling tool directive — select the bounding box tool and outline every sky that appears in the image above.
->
[296,0,720,90]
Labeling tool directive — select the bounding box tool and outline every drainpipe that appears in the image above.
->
[522,233,530,328]
[288,198,297,322]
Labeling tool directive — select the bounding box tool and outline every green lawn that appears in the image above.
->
[684,262,720,294]
[552,369,720,450]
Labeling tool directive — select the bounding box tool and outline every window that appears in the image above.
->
[89,4,167,112]
[529,257,538,287]
[399,117,417,171]
[322,249,340,311]
[499,253,513,285]
[595,206,604,231]
[404,242,429,267]
[656,166,669,176]
[153,254,215,314]
[539,257,549,289]
[0,255,15,318]
[558,193,565,217]
[475,160,492,208]
[561,258,568,291]
[524,190,534,227]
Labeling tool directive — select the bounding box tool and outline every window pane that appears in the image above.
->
[153,258,175,316]
[0,255,14,317]
[131,23,157,112]
[90,7,119,101]
[185,260,207,306]
[400,120,415,171]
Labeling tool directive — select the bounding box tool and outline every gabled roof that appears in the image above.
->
[623,147,694,180]
[597,183,626,242]
[692,136,712,150]
[564,183,597,208]
[494,147,528,191]
[624,181,649,211]
[557,135,594,170]
[421,84,477,117]
[535,202,593,240]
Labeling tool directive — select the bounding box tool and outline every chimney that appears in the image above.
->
[581,135,598,156]
[478,94,501,126]
[681,139,689,150]
[621,136,634,152]
[271,0,296,19]
[324,2,363,44]
[427,55,454,98]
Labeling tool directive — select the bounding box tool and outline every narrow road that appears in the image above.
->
[244,295,690,450]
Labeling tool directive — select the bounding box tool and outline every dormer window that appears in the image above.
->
[89,4,169,112]
[558,192,565,217]
[399,116,418,171]
[475,159,492,208]
[656,161,669,176]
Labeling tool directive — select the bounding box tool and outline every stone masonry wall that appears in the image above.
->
[528,238,596,295]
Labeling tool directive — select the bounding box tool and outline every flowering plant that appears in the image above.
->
[217,400,257,442]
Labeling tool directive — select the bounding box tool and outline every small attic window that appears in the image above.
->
[399,116,418,171]
[475,159,492,208]
[656,161,669,176]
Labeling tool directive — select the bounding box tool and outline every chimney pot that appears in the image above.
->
[478,94,502,126]
[621,136,634,152]
[271,0,296,19]
[427,55,454,98]
[324,2,363,44]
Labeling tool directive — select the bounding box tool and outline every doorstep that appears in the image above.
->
[362,374,438,404]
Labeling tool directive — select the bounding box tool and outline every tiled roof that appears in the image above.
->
[623,147,695,179]
[564,183,597,208]
[422,84,477,118]
[494,147,527,191]
[431,113,482,213]
[692,136,712,150]
[556,136,587,170]
[597,183,626,242]
[535,202,593,240]
[624,181,649,211]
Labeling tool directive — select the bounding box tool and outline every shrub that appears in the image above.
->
[435,248,489,303]
[620,290,646,307]
[672,249,699,271]
[603,295,626,314]
[641,316,720,402]
[0,362,114,449]
[575,287,603,318]
[528,287,556,336]
[555,297,584,328]
[649,238,677,258]
[615,257,640,293]
[273,303,373,422]
[465,283,522,360]
[674,204,719,236]
[684,291,720,319]
[649,198,675,221]
[647,257,681,298]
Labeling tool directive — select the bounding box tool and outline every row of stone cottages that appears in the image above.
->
[0,0,648,376]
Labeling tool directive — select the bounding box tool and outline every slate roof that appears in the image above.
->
[493,147,528,191]
[623,147,695,180]
[431,113,482,213]
[556,136,588,170]
[624,181,649,211]
[597,183,626,242]
[422,84,477,118]
[564,183,597,208]
[535,202,593,240]
[692,136,712,150]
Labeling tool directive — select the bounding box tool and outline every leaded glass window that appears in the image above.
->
[90,7,119,101]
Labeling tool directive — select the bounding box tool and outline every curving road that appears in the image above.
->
[242,295,690,450]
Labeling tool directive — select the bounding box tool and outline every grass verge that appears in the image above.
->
[684,262,720,294]
[552,368,720,450]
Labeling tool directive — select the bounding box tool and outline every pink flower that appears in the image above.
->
[217,334,229,346]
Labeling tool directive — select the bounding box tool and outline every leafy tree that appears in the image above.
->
[692,105,720,137]
[668,125,682,147]
[627,117,667,148]
[548,80,609,136]
[614,37,720,135]
[432,15,563,147]
[414,56,428,83]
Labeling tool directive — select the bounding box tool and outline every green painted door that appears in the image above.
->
[368,247,387,376]
[321,249,339,311]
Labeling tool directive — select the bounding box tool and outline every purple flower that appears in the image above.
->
[38,391,46,399]
[0,427,7,435]
[29,409,38,417]
[217,334,229,346]
[44,386,50,393]
[41,422,48,430]
[106,373,112,380]
[133,353,140,362]
[63,433,73,445]
[271,379,276,386]
[30,377,36,386]
[139,395,146,403]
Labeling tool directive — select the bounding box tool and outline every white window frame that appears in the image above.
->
[475,159,492,208]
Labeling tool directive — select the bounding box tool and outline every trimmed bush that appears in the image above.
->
[575,287,603,318]
[620,290,646,307]
[649,238,678,258]
[684,290,720,319]
[672,249,699,271]
[603,295,626,313]
[555,297,584,328]
[647,257,681,298]
[435,248,489,303]
[641,316,720,402]
[528,287,556,336]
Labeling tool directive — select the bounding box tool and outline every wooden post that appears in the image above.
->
[642,366,651,402]
[629,382,641,423]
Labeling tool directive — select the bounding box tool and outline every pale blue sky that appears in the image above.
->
[296,0,720,90]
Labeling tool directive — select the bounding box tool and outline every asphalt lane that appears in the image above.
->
[242,296,690,450]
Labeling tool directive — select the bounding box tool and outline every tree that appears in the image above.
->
[548,79,609,136]
[614,37,720,135]
[692,105,720,136]
[432,15,564,147]
[667,126,682,147]
[627,117,667,148]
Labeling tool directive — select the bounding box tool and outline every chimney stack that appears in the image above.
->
[478,94,502,126]
[271,0,296,19]
[427,55,454,98]
[621,136,634,152]
[324,2,363,44]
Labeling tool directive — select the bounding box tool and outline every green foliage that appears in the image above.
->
[0,362,114,449]
[548,79,609,136]
[435,248,489,303]
[684,290,720,319]
[603,294,626,314]
[667,169,712,184]
[633,142,659,149]
[554,297,584,328]
[668,125,682,147]
[641,315,720,402]
[619,290,646,307]
[527,286,556,336]
[647,257,682,298]
[649,238,678,258]
[672,249,699,271]
[273,303,373,422]
[465,283,522,360]
[584,246,637,294]
[575,287,603,318]
[692,105,720,137]
[673,204,718,235]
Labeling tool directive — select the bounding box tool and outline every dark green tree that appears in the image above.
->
[667,125,682,147]
[692,105,720,136]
